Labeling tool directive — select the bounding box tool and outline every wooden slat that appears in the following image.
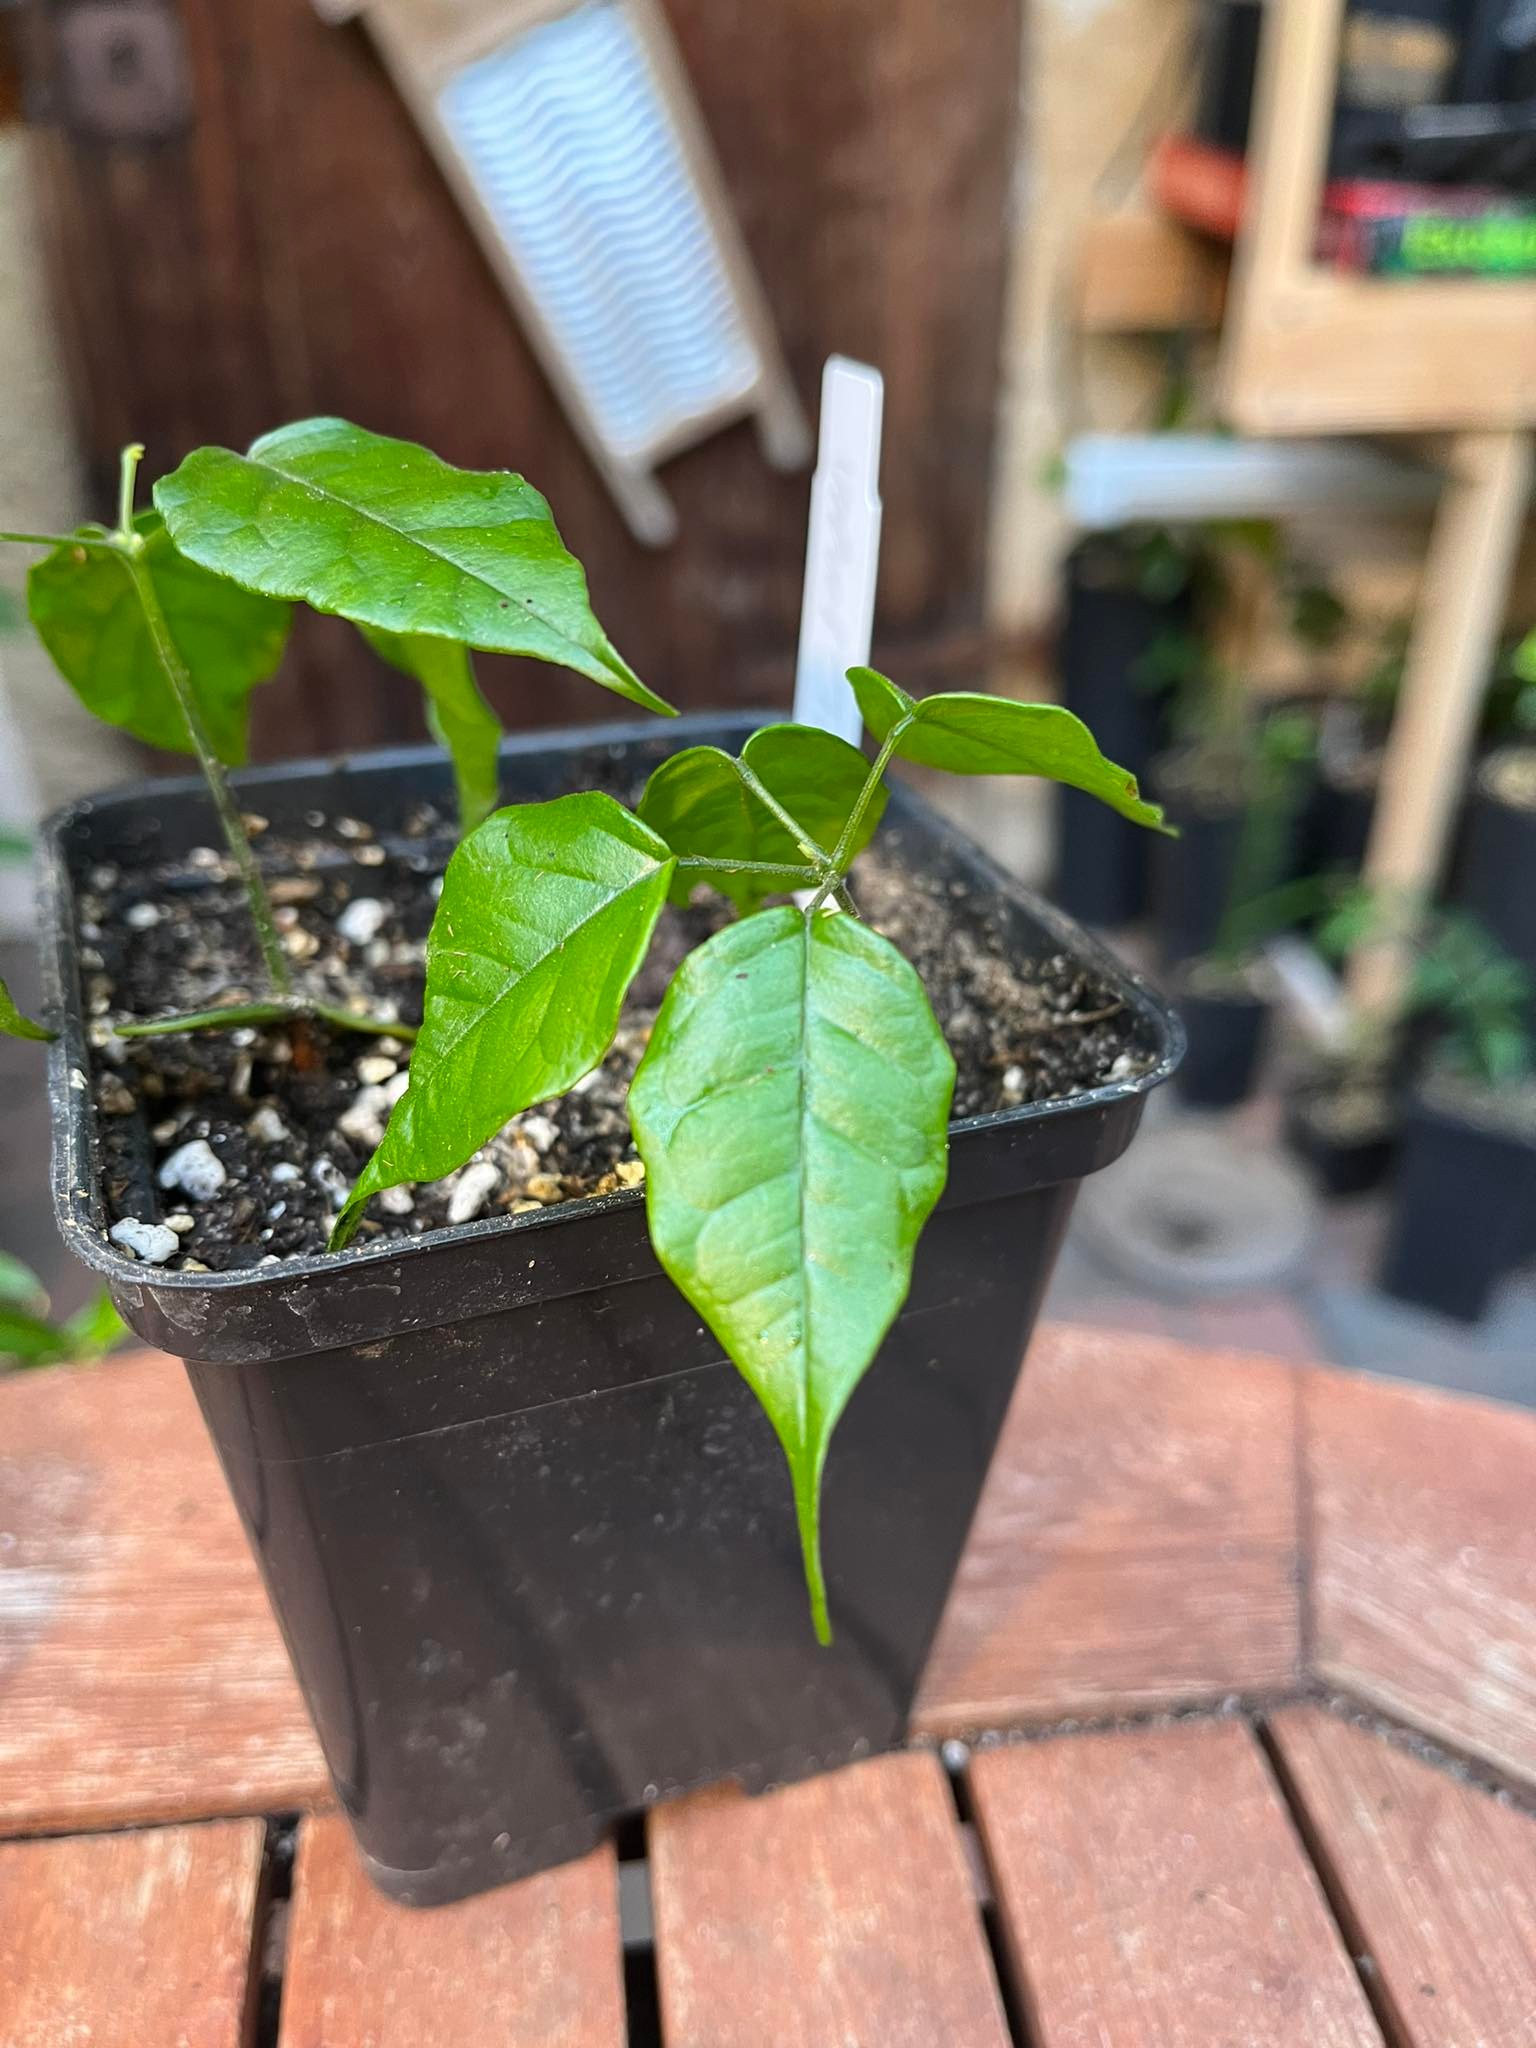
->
[0,1817,265,2048]
[649,1751,1010,2048]
[1271,1705,1536,2048]
[1076,210,1228,334]
[916,1328,1303,1731]
[0,1348,326,1833]
[970,1720,1383,2048]
[278,1816,625,2048]
[1304,1366,1536,1787]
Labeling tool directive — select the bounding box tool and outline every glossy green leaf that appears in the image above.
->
[638,724,886,907]
[0,974,53,1042]
[629,905,955,1643]
[27,513,291,763]
[363,625,502,832]
[331,792,675,1246]
[155,418,672,716]
[849,667,1170,830]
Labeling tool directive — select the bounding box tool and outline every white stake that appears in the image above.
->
[792,357,884,744]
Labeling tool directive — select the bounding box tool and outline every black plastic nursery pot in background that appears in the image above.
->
[42,718,1182,1909]
[1378,1088,1536,1322]
[1171,973,1269,1110]
[1282,1077,1397,1198]
[1051,538,1181,928]
[1457,748,1536,1008]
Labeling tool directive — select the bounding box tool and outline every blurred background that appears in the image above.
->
[1,0,1535,1394]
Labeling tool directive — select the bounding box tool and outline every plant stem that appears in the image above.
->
[793,1466,832,1648]
[117,443,143,537]
[114,541,295,995]
[676,856,822,882]
[116,998,416,1041]
[733,760,835,870]
[0,529,118,551]
[807,725,904,915]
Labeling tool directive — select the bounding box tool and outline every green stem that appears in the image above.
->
[116,997,415,1041]
[0,530,117,551]
[676,856,822,882]
[734,760,835,870]
[111,504,293,998]
[117,443,144,537]
[807,725,904,915]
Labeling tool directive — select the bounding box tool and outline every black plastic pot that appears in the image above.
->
[42,716,1182,1908]
[1378,1087,1536,1322]
[1456,751,1536,1000]
[1281,1081,1397,1198]
[1051,540,1181,928]
[1172,974,1269,1109]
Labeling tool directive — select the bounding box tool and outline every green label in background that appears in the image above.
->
[1375,211,1536,277]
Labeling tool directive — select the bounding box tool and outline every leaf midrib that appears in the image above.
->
[405,855,670,1138]
[217,452,620,684]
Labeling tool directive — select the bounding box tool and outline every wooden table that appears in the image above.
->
[2,1325,1534,2046]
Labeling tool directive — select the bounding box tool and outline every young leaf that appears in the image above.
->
[638,724,886,906]
[27,513,291,764]
[0,1305,72,1369]
[629,906,955,1644]
[363,625,502,832]
[331,792,675,1246]
[58,1291,130,1361]
[155,419,672,717]
[0,975,53,1042]
[849,667,1170,830]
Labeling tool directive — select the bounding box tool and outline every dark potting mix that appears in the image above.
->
[75,776,1156,1276]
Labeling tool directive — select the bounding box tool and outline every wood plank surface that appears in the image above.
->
[649,1751,1010,2048]
[970,1719,1383,2048]
[1304,1367,1536,1787]
[0,1348,326,1833]
[916,1328,1303,1731]
[1271,1705,1536,2048]
[279,1816,625,2048]
[0,1817,265,2048]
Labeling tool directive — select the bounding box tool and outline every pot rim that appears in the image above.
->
[42,713,1185,1301]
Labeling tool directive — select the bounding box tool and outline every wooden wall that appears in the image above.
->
[22,0,1019,760]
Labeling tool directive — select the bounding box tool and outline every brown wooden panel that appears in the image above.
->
[25,0,1019,755]
[0,1347,327,1833]
[971,1720,1383,2048]
[279,1815,625,2048]
[649,1751,1010,2048]
[0,1817,265,2048]
[1304,1366,1536,1787]
[1271,1705,1536,2048]
[915,1327,1304,1731]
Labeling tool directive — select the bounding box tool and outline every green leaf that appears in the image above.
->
[27,512,291,764]
[848,668,1171,831]
[155,418,672,717]
[0,974,53,1042]
[331,792,675,1246]
[363,625,502,832]
[638,724,886,907]
[1515,629,1536,686]
[0,1305,69,1369]
[629,906,955,1644]
[58,1291,129,1361]
[0,1253,48,1311]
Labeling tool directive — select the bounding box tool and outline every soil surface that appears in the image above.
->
[75,795,1155,1275]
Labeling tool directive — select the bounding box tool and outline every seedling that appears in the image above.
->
[0,1252,125,1373]
[4,422,1171,1639]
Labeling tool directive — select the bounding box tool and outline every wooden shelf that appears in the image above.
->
[1076,210,1228,334]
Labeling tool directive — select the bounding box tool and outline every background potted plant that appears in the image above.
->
[3,421,1180,1905]
[1369,903,1536,1321]
[1454,626,1536,1001]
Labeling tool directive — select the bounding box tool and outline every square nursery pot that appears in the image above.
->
[1378,1084,1536,1323]
[42,716,1181,1907]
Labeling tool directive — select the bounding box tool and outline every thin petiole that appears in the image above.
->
[0,530,117,551]
[116,444,145,539]
[676,856,824,882]
[116,997,416,1041]
[733,759,835,870]
[806,723,906,916]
